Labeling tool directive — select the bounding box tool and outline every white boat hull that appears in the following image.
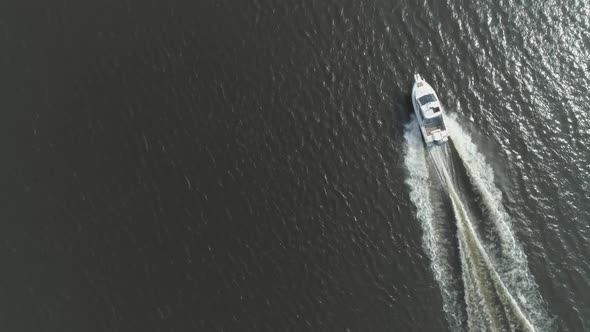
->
[411,74,449,146]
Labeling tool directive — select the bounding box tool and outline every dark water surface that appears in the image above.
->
[2,0,589,331]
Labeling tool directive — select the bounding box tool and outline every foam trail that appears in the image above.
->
[445,116,551,330]
[404,115,551,331]
[431,147,536,331]
[403,118,465,331]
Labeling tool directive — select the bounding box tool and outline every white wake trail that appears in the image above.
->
[404,115,551,331]
[445,116,551,330]
[404,119,466,331]
[431,148,536,331]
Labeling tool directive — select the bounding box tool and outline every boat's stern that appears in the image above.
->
[430,129,449,145]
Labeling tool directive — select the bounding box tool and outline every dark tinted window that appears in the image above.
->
[419,94,437,105]
[423,116,444,129]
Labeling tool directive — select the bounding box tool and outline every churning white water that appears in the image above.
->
[404,116,551,331]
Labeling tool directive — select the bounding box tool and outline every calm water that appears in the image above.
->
[2,0,589,331]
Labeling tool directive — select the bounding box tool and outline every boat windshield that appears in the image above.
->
[419,94,437,105]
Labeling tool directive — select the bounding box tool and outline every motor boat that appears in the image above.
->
[411,74,449,146]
